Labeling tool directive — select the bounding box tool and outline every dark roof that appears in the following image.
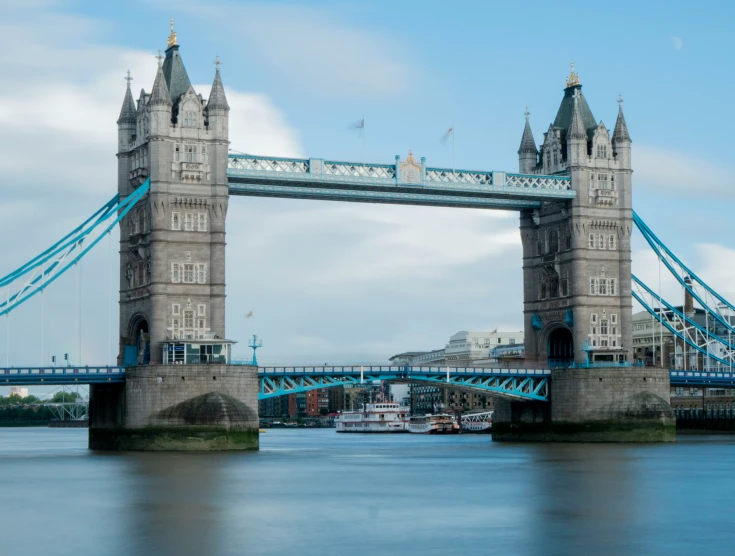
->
[207,68,229,111]
[517,117,537,154]
[552,84,597,142]
[117,84,136,125]
[613,104,631,143]
[162,44,193,116]
[389,351,429,361]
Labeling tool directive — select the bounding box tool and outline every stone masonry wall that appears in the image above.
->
[124,364,258,429]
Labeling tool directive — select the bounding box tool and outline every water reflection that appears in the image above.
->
[1,430,735,556]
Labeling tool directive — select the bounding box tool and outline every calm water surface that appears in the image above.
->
[1,428,734,556]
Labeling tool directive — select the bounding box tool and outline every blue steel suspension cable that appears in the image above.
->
[632,211,735,335]
[632,274,735,352]
[0,181,149,317]
[631,288,732,368]
[0,195,119,287]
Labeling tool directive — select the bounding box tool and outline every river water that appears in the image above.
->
[1,429,734,556]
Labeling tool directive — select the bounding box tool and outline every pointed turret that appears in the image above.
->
[612,94,631,169]
[207,61,230,111]
[612,94,631,144]
[567,90,587,165]
[118,71,137,125]
[518,107,538,173]
[150,64,172,107]
[568,92,586,141]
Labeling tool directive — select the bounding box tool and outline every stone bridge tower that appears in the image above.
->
[116,25,230,364]
[518,65,633,366]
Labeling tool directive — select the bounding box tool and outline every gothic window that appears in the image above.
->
[589,233,596,249]
[591,313,598,324]
[201,146,206,155]
[598,234,606,250]
[197,264,208,284]
[611,314,618,325]
[183,264,195,283]
[597,173,609,189]
[172,318,180,339]
[547,230,559,254]
[183,111,197,128]
[172,303,180,316]
[172,212,181,231]
[609,278,617,296]
[546,153,550,167]
[174,145,180,162]
[599,279,607,296]
[198,318,206,330]
[553,153,558,165]
[550,276,559,298]
[589,277,597,296]
[184,310,194,329]
[610,175,615,190]
[561,279,569,297]
[600,320,609,335]
[171,263,181,283]
[596,145,607,159]
[184,213,194,231]
[608,234,617,250]
[198,213,208,232]
[198,304,206,316]
[540,283,547,300]
[185,145,197,162]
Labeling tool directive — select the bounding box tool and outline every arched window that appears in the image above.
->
[547,229,559,254]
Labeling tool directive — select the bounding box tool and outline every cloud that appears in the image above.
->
[671,36,683,51]
[164,0,415,97]
[635,145,734,198]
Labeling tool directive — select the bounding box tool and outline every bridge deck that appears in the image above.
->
[227,155,574,210]
[2,366,731,399]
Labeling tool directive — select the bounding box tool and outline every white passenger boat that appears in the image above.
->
[335,402,409,433]
[408,414,460,434]
[461,411,493,433]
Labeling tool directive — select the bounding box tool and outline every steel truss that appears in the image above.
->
[633,212,735,337]
[0,180,150,317]
[227,154,575,210]
[632,275,735,371]
[258,366,550,401]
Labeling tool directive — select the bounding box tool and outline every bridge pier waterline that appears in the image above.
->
[492,367,675,442]
[89,364,259,451]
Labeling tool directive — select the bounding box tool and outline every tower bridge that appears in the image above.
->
[6,24,733,449]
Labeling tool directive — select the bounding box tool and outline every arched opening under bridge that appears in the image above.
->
[548,327,573,367]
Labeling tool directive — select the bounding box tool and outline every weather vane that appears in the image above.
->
[214,54,222,71]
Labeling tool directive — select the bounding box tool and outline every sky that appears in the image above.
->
[1,0,735,381]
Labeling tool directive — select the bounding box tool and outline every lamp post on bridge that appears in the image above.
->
[248,335,262,366]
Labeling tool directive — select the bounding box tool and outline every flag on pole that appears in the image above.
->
[440,126,454,144]
[349,116,365,130]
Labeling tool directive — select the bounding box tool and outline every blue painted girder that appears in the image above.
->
[0,366,126,385]
[257,366,551,402]
[669,370,735,388]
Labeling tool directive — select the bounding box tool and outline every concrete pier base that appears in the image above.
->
[89,364,259,451]
[492,367,675,442]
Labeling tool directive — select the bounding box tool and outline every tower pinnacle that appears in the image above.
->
[568,90,586,140]
[167,18,178,48]
[566,61,580,88]
[613,93,631,143]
